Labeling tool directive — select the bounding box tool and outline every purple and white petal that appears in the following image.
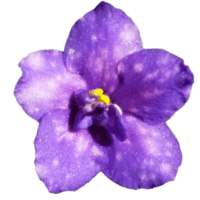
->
[112,49,194,125]
[14,50,87,121]
[102,114,182,189]
[64,1,142,94]
[35,109,108,193]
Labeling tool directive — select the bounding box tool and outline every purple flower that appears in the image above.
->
[14,1,194,193]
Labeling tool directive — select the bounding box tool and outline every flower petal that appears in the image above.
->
[112,49,194,125]
[102,114,182,189]
[106,105,127,141]
[64,2,142,94]
[34,109,108,193]
[73,110,93,130]
[14,50,87,121]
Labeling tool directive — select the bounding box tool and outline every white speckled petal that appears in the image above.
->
[35,109,108,193]
[112,49,194,125]
[14,50,87,121]
[64,2,142,94]
[102,114,182,189]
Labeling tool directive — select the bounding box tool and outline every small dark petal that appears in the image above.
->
[74,89,95,108]
[94,106,104,115]
[68,93,79,131]
[88,125,113,146]
[73,111,93,130]
[93,109,108,126]
[107,105,127,141]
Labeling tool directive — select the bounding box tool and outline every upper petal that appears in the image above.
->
[64,1,143,94]
[102,114,182,189]
[35,109,108,193]
[14,50,87,121]
[112,49,194,125]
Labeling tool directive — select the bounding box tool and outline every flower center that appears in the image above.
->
[88,88,110,105]
[83,88,122,115]
[71,88,127,143]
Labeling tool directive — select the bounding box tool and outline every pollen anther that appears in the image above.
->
[98,94,110,104]
[89,88,103,97]
[84,89,122,114]
[89,88,110,105]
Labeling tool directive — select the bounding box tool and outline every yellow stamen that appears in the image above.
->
[98,94,110,104]
[89,88,103,97]
[89,88,110,105]
[85,88,122,114]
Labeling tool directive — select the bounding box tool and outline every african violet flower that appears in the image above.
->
[14,1,194,193]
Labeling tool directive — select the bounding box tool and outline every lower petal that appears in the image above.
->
[102,114,182,189]
[34,109,108,193]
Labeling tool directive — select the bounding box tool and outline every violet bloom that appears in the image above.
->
[14,2,194,193]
